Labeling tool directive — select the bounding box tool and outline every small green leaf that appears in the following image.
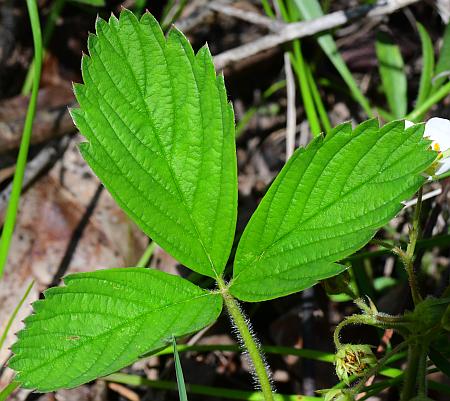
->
[71,10,237,278]
[429,346,450,378]
[416,23,435,109]
[376,31,407,118]
[9,268,222,391]
[230,120,436,302]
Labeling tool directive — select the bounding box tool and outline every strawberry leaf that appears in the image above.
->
[9,268,222,391]
[71,10,237,278]
[230,120,436,301]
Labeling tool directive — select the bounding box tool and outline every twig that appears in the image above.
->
[0,86,76,154]
[175,0,222,33]
[208,2,284,31]
[213,0,421,70]
[108,382,140,401]
[0,137,70,224]
[284,52,296,160]
[403,188,443,209]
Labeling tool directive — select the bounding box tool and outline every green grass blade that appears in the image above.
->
[306,65,332,133]
[105,373,321,400]
[134,0,147,16]
[415,23,435,109]
[149,343,450,395]
[0,381,20,401]
[375,31,407,118]
[235,80,286,138]
[136,241,157,267]
[433,23,450,92]
[156,343,335,363]
[173,337,188,401]
[0,0,42,278]
[293,0,373,117]
[22,0,104,95]
[271,1,323,137]
[0,280,34,351]
[289,41,322,136]
[22,0,65,95]
[261,0,275,18]
[71,0,105,4]
[161,0,188,30]
[406,80,450,122]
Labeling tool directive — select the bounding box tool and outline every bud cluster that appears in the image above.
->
[335,344,377,384]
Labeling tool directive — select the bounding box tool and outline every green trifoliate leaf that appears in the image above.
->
[230,120,436,302]
[71,10,237,278]
[9,268,222,391]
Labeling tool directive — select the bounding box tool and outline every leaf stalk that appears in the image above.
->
[218,279,275,401]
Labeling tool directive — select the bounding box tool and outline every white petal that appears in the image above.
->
[435,158,450,176]
[424,117,450,152]
[404,120,415,129]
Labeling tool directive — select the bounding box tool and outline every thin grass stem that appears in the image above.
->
[0,0,43,278]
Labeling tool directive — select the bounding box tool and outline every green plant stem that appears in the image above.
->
[333,314,375,349]
[370,239,396,250]
[104,372,320,400]
[401,344,422,401]
[218,279,274,401]
[22,0,65,95]
[0,380,19,401]
[136,241,156,267]
[155,343,335,362]
[146,343,450,395]
[0,0,42,278]
[406,80,450,122]
[352,342,408,395]
[417,345,428,397]
[0,280,34,350]
[404,187,423,305]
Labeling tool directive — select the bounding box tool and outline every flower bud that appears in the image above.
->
[335,344,377,384]
[322,270,352,296]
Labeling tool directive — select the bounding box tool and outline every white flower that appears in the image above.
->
[405,117,450,176]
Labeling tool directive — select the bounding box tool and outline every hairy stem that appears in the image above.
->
[352,341,408,396]
[417,345,428,397]
[333,314,376,349]
[217,279,274,401]
[401,344,421,401]
[404,187,424,305]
